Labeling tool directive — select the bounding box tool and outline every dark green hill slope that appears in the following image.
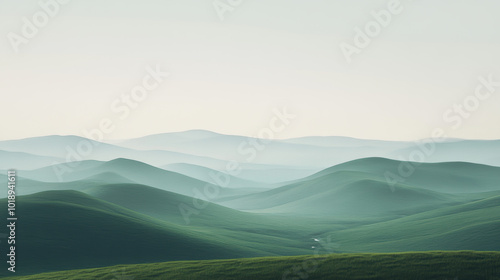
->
[5,251,500,280]
[0,191,265,276]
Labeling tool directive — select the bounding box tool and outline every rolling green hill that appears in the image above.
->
[327,195,500,253]
[256,179,458,217]
[82,183,333,257]
[220,158,500,216]
[4,251,499,280]
[0,190,268,277]
[19,158,262,198]
[2,156,500,277]
[0,171,135,198]
[310,157,500,193]
[2,182,496,277]
[83,183,263,226]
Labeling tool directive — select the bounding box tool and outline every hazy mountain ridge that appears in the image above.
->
[1,131,499,276]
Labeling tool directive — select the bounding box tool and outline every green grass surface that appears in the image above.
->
[0,191,269,277]
[4,251,499,280]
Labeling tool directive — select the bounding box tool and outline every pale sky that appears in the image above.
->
[1,0,499,141]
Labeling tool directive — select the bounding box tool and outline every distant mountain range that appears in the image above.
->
[0,131,499,277]
[2,130,500,170]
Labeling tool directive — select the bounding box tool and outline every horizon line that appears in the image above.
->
[1,129,499,143]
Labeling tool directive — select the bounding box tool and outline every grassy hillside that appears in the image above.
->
[2,156,499,277]
[220,173,464,217]
[83,183,269,227]
[220,158,500,215]
[2,185,497,277]
[310,157,500,193]
[0,190,267,277]
[82,182,313,231]
[259,179,458,217]
[81,183,346,255]
[4,251,499,280]
[327,195,500,253]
